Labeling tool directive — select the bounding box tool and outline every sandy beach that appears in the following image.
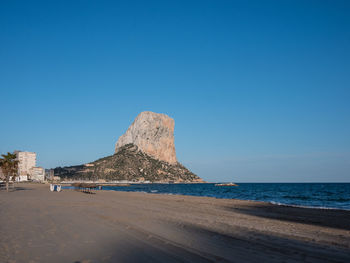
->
[1,183,349,263]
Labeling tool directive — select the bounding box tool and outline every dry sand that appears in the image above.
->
[1,183,349,263]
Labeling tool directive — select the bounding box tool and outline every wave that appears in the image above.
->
[282,195,313,200]
[269,201,350,211]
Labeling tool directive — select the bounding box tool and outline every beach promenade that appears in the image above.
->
[1,183,349,263]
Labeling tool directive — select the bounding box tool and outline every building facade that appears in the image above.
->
[15,151,36,181]
[29,167,45,182]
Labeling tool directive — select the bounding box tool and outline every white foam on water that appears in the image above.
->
[269,201,350,211]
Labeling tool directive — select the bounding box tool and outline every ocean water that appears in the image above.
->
[102,183,350,210]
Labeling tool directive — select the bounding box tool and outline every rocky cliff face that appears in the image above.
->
[115,111,177,164]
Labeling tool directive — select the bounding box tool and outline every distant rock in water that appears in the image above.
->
[54,111,203,182]
[115,111,177,164]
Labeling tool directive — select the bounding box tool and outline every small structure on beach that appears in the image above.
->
[49,184,62,192]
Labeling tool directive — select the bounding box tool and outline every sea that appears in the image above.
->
[101,183,350,210]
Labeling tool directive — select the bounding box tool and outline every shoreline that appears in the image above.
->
[268,200,350,211]
[100,188,350,211]
[1,183,350,262]
[76,182,350,211]
[9,181,350,210]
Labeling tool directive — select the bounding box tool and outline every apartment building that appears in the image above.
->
[15,151,36,181]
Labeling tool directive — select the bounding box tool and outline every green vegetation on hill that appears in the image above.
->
[54,144,202,182]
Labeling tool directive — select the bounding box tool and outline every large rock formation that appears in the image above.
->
[53,111,203,182]
[115,111,177,164]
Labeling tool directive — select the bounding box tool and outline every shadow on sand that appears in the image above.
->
[70,222,350,263]
[0,187,33,192]
[225,203,350,231]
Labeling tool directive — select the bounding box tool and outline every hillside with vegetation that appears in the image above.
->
[54,144,202,183]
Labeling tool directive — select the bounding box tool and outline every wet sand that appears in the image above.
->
[1,183,349,263]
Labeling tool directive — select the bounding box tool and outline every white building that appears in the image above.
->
[15,151,36,181]
[29,167,45,182]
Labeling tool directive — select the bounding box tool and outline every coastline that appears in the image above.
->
[100,188,350,211]
[1,183,350,262]
[82,182,350,211]
[103,189,350,212]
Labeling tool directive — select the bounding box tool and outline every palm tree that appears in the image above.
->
[0,152,19,192]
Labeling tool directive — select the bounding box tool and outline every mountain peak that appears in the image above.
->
[115,111,177,164]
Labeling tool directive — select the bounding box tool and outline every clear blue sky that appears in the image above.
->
[1,0,349,182]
